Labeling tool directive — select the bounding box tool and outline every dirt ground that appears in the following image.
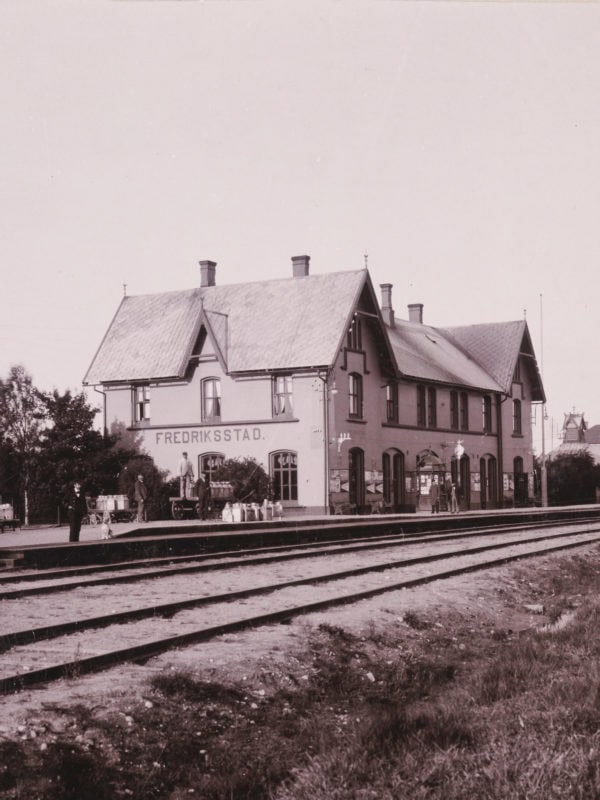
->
[1,541,582,742]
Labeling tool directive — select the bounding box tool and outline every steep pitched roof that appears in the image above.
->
[440,320,546,401]
[84,270,367,384]
[586,424,600,444]
[549,442,600,466]
[386,319,503,392]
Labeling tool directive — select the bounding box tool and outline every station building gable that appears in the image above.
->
[85,256,545,514]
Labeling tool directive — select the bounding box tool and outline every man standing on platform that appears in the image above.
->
[178,451,194,498]
[134,474,148,522]
[430,477,440,514]
[68,482,87,542]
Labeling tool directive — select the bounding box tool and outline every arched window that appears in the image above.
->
[480,454,497,508]
[201,378,221,422]
[348,373,363,418]
[513,456,527,505]
[514,456,523,474]
[383,450,405,507]
[199,452,225,483]
[270,450,298,502]
[348,447,365,507]
[512,399,522,435]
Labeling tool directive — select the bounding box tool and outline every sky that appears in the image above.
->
[1,1,599,455]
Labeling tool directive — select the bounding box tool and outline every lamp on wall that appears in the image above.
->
[454,441,465,459]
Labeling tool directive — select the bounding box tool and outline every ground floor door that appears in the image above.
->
[348,447,365,508]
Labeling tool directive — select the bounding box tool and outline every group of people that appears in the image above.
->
[429,477,460,515]
[67,451,205,542]
[67,472,148,543]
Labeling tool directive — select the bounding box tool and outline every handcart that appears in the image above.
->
[87,495,136,525]
[0,503,20,533]
[170,481,234,520]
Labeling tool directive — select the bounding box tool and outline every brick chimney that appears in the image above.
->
[408,303,424,324]
[292,255,310,277]
[380,284,395,328]
[200,260,217,287]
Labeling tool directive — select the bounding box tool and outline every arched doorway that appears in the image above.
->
[348,447,365,509]
[416,449,444,512]
[480,454,498,509]
[383,449,405,509]
[451,453,471,511]
[513,456,527,506]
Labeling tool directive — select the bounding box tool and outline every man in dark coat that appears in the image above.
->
[68,482,87,542]
[134,474,148,522]
[194,474,211,520]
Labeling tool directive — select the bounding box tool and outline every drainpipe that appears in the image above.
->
[317,370,337,514]
[496,393,506,508]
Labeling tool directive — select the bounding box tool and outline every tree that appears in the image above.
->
[35,389,139,522]
[547,451,600,506]
[0,366,45,524]
[213,457,270,503]
[117,455,170,521]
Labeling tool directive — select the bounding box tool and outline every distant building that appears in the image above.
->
[84,256,545,513]
[550,412,600,465]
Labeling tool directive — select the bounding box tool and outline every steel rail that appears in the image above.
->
[0,518,596,600]
[3,514,599,586]
[2,529,600,694]
[0,529,600,664]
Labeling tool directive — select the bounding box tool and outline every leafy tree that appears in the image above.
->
[35,389,140,523]
[117,455,170,521]
[213,457,270,503]
[0,366,45,524]
[547,451,600,506]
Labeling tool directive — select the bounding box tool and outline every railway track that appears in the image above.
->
[0,516,595,595]
[1,521,599,695]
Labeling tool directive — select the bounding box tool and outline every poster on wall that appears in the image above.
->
[366,470,383,495]
[472,474,481,493]
[330,470,349,494]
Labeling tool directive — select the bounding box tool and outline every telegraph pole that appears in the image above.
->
[540,293,548,507]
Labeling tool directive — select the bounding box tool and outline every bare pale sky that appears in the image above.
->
[1,1,598,453]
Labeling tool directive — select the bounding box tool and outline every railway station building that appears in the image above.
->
[84,256,545,514]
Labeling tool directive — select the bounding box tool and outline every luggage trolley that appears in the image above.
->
[170,481,234,520]
[88,495,136,525]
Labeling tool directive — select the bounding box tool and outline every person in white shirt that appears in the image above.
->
[178,452,194,498]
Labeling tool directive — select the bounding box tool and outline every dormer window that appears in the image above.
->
[346,315,362,350]
[513,358,521,383]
